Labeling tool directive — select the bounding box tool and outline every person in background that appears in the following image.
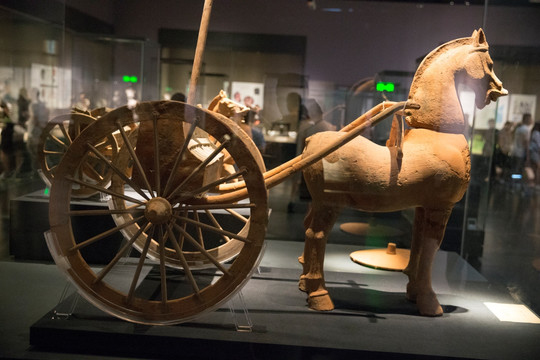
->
[528,122,540,188]
[274,92,305,133]
[289,99,335,211]
[17,88,30,128]
[496,121,514,184]
[296,98,336,155]
[0,101,15,178]
[171,92,186,102]
[245,110,265,154]
[27,89,49,171]
[510,113,533,190]
[482,119,497,182]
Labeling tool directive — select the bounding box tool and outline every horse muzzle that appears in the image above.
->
[487,86,508,103]
[486,73,508,104]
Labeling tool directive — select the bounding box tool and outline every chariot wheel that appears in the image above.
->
[38,112,117,197]
[48,101,268,325]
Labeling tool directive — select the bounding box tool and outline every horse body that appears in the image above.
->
[299,29,506,316]
[303,129,470,212]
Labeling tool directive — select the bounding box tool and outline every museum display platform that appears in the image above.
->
[28,241,540,360]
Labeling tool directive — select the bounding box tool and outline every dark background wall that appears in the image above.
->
[63,0,540,87]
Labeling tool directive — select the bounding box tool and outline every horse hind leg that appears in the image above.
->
[298,204,340,311]
[406,207,453,316]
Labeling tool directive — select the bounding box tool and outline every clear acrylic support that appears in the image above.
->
[227,290,252,332]
[51,281,80,320]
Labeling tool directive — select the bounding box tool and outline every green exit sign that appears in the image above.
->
[123,75,138,83]
[376,82,395,92]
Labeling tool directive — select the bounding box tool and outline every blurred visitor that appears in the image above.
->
[496,121,514,183]
[171,92,186,102]
[274,92,306,132]
[74,92,90,111]
[17,88,30,128]
[0,101,15,178]
[528,122,540,187]
[296,99,336,155]
[481,119,497,182]
[27,88,49,171]
[245,110,265,154]
[289,99,335,210]
[510,113,533,189]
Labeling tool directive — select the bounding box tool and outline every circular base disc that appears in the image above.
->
[340,222,405,237]
[350,246,410,271]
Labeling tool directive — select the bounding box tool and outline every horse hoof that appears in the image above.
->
[308,290,334,311]
[417,293,443,317]
[298,277,307,292]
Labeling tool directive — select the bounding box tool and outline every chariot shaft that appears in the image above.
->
[210,101,408,204]
[187,0,213,105]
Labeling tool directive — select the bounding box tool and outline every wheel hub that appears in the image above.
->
[144,197,173,224]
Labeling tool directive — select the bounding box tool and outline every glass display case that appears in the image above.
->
[1,0,539,358]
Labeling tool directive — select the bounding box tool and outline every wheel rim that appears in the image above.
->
[48,101,268,325]
[38,112,117,197]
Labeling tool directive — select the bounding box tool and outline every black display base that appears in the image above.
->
[29,247,540,360]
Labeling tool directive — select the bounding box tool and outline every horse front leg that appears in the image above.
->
[298,204,340,311]
[407,207,453,316]
[297,205,313,274]
[403,207,424,303]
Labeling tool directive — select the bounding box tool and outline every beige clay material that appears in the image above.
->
[349,243,410,271]
[298,29,507,316]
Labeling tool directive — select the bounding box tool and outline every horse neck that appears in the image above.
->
[406,52,466,134]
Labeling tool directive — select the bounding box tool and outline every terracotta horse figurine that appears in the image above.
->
[298,29,507,316]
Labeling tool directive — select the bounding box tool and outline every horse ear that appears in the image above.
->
[472,28,487,46]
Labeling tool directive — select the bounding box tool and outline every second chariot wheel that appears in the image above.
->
[38,112,117,197]
[48,101,268,325]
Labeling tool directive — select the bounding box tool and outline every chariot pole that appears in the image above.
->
[187,0,214,106]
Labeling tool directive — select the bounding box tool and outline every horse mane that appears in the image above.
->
[408,36,474,100]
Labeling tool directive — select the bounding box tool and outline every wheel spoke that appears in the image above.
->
[179,203,256,211]
[166,224,200,295]
[69,215,145,252]
[116,120,154,197]
[68,206,144,216]
[204,209,231,243]
[167,135,231,200]
[192,211,205,248]
[47,163,58,173]
[158,226,168,306]
[81,161,105,182]
[86,143,151,200]
[224,208,249,223]
[153,114,161,196]
[66,175,145,205]
[43,150,65,155]
[172,214,250,243]
[127,225,155,305]
[75,120,83,138]
[162,120,199,197]
[58,122,73,145]
[49,133,69,150]
[172,222,231,276]
[94,221,151,284]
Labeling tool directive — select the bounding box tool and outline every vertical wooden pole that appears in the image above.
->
[187,0,214,106]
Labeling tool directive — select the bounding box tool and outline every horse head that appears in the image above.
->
[457,29,508,109]
[406,29,507,133]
